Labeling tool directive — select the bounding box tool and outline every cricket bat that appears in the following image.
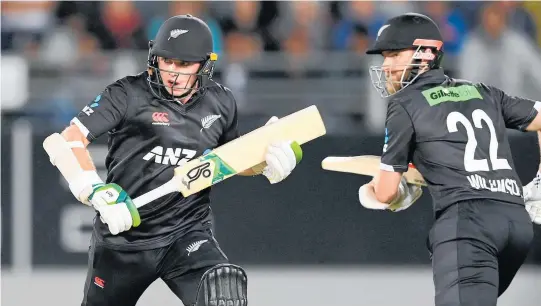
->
[321,155,427,187]
[133,105,326,208]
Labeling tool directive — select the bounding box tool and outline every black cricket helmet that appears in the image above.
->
[147,14,218,101]
[366,13,444,98]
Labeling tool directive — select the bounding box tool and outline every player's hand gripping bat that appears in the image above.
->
[132,105,327,208]
[321,155,427,186]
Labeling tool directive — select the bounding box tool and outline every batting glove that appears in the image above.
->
[526,200,541,224]
[262,140,303,184]
[523,172,541,224]
[387,177,423,212]
[523,171,541,202]
[358,177,422,212]
[88,183,141,235]
[251,116,303,184]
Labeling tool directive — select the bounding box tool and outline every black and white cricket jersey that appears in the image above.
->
[381,68,539,216]
[73,71,240,250]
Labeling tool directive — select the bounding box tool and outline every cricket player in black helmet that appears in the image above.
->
[354,12,541,305]
[147,14,217,102]
[43,14,303,306]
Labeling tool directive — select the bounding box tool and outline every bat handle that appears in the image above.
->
[132,179,179,208]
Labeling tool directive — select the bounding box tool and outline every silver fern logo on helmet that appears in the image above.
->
[169,29,189,40]
[376,25,390,40]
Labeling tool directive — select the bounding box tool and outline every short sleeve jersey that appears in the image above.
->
[381,68,539,215]
[73,72,240,250]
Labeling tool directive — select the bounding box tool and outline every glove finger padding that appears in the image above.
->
[262,141,302,184]
[119,197,141,227]
[109,223,120,236]
[121,202,135,232]
[101,208,121,235]
[108,205,130,235]
[263,156,282,183]
[268,143,296,173]
[388,178,423,212]
[526,200,541,224]
[96,201,140,235]
[523,172,541,202]
[358,183,390,210]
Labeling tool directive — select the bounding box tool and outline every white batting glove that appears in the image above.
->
[523,171,541,202]
[263,141,303,184]
[525,200,541,224]
[253,116,303,184]
[358,181,389,210]
[88,183,125,208]
[96,202,138,235]
[523,172,541,224]
[388,177,423,212]
[88,183,141,235]
[358,177,422,212]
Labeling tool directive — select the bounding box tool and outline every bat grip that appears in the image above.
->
[132,179,179,208]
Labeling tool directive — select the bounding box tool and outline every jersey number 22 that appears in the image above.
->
[446,109,511,172]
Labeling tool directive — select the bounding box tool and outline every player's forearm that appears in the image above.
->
[374,185,398,203]
[373,171,398,204]
[374,170,403,203]
[43,124,103,204]
[61,124,96,171]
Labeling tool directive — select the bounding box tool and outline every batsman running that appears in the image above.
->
[43,15,303,306]
[357,13,541,305]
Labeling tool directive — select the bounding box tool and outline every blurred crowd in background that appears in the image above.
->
[3,1,541,58]
[3,1,541,62]
[3,1,541,131]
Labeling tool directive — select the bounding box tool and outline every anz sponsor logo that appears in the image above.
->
[143,146,197,166]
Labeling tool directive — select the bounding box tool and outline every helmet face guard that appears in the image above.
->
[146,42,218,102]
[369,39,444,98]
[145,14,217,102]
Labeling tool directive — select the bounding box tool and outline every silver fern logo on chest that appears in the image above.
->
[186,239,208,256]
[200,114,222,132]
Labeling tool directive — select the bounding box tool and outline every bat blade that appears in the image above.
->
[133,105,326,208]
[321,155,427,186]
